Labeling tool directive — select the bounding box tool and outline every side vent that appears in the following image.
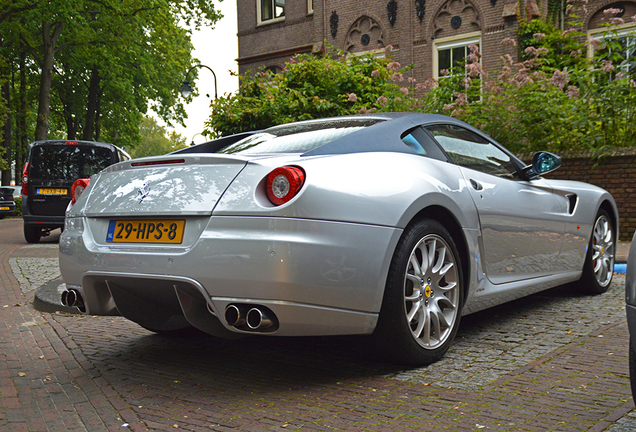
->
[566,194,578,215]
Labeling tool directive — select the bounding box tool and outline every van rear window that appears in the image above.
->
[30,145,113,180]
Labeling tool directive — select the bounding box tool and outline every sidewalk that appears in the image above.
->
[2,217,636,431]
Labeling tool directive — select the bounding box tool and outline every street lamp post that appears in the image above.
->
[179,64,218,99]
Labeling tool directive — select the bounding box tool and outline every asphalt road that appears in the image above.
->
[1,217,636,431]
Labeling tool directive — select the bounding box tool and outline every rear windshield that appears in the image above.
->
[218,119,384,155]
[30,145,113,180]
[0,187,14,196]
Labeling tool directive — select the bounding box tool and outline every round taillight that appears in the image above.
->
[71,178,90,205]
[266,166,305,206]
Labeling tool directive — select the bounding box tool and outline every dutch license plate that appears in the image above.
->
[0,206,9,210]
[106,220,186,244]
[37,188,67,195]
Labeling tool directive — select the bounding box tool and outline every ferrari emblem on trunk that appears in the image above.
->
[137,183,150,203]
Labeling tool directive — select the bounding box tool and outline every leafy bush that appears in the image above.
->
[206,46,417,137]
[14,197,22,217]
[206,17,636,153]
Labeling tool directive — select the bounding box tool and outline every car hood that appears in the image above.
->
[77,154,249,217]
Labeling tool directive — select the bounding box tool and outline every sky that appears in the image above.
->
[168,1,240,145]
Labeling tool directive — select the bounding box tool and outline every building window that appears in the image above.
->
[588,24,636,77]
[432,32,481,79]
[308,0,313,14]
[258,0,285,25]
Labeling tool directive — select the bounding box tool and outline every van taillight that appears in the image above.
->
[71,178,90,205]
[21,162,29,195]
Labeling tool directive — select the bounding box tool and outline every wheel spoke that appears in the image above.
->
[590,214,615,287]
[402,232,460,350]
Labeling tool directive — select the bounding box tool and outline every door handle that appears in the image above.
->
[470,179,483,191]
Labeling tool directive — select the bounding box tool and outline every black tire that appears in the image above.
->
[373,218,464,366]
[579,209,615,294]
[24,225,41,244]
[630,340,636,400]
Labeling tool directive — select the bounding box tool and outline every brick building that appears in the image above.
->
[236,0,636,80]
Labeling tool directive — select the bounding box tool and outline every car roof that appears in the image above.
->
[178,113,478,157]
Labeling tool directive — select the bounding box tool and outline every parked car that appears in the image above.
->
[22,140,130,243]
[58,113,617,365]
[0,186,17,219]
[626,232,636,398]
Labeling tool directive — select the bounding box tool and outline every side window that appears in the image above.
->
[258,0,285,25]
[425,124,517,178]
[400,127,448,161]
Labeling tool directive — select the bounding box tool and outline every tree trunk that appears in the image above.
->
[16,49,28,183]
[34,21,63,141]
[1,80,11,186]
[82,65,101,141]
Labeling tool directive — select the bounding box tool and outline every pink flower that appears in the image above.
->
[371,70,381,77]
[466,62,483,77]
[525,46,539,57]
[439,69,449,76]
[501,54,514,65]
[537,47,549,56]
[550,70,568,89]
[567,85,580,99]
[601,60,615,73]
[416,78,438,91]
[588,38,602,50]
[376,96,388,106]
[610,17,625,25]
[359,106,369,114]
[533,33,546,40]
[399,87,409,95]
[501,38,517,47]
[603,7,623,14]
[387,62,401,71]
[395,97,402,102]
[408,77,417,83]
[347,93,357,102]
[386,45,394,53]
[391,72,404,82]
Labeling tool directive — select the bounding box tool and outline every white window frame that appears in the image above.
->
[432,32,481,80]
[257,0,285,26]
[307,0,313,15]
[587,23,636,73]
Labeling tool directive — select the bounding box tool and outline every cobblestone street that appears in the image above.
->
[1,217,635,431]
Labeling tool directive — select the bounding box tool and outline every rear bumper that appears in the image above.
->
[22,202,65,228]
[59,215,402,337]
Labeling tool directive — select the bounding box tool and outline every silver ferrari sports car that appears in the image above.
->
[59,113,617,365]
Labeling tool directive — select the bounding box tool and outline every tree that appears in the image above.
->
[129,116,187,158]
[0,0,222,184]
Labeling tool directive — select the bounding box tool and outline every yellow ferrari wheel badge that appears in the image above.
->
[424,285,432,298]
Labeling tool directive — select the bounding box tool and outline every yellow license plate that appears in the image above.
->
[37,188,67,195]
[106,220,186,244]
[0,206,9,210]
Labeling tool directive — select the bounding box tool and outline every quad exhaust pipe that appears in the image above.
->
[61,289,86,312]
[224,304,277,331]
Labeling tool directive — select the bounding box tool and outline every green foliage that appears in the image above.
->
[208,22,636,154]
[129,116,187,158]
[206,47,416,137]
[0,0,222,147]
[14,197,22,217]
[518,19,587,70]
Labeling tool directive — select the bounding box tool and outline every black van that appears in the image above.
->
[22,140,130,243]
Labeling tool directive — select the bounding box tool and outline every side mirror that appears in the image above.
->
[531,151,561,176]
